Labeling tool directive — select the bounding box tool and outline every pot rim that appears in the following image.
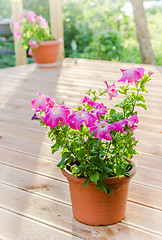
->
[39,39,63,46]
[62,159,137,184]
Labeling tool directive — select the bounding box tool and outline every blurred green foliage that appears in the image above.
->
[0,0,162,68]
[63,0,126,61]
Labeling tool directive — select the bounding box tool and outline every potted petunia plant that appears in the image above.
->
[31,67,153,225]
[14,11,62,66]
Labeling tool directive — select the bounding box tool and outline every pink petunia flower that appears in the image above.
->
[148,70,154,76]
[81,96,98,107]
[36,15,43,20]
[31,113,40,120]
[125,114,139,132]
[89,120,115,141]
[104,82,118,100]
[30,92,55,113]
[68,109,98,130]
[41,104,70,128]
[28,49,32,56]
[26,11,36,24]
[29,40,39,48]
[118,67,145,84]
[14,31,21,39]
[113,119,127,132]
[91,103,107,119]
[14,21,20,30]
[39,18,48,28]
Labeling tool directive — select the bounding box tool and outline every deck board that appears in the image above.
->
[0,162,162,211]
[0,59,162,239]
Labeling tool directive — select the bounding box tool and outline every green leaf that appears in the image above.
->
[40,120,45,126]
[62,152,71,160]
[56,138,64,146]
[109,109,116,116]
[76,149,86,158]
[125,172,132,177]
[96,181,113,194]
[103,166,112,174]
[57,152,71,169]
[84,178,89,187]
[51,143,59,154]
[136,94,145,103]
[136,103,147,110]
[90,171,99,184]
[57,158,65,169]
[116,165,123,177]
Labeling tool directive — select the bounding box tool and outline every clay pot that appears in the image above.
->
[62,162,136,226]
[32,39,62,67]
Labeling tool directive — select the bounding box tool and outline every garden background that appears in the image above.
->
[0,0,162,68]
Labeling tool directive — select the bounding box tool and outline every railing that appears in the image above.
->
[11,0,64,65]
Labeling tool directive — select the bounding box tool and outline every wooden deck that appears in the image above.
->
[0,58,162,240]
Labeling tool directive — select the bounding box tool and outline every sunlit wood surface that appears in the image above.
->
[0,58,162,240]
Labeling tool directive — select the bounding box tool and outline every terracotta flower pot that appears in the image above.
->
[62,162,136,226]
[32,39,62,67]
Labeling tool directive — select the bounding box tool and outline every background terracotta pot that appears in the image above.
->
[62,162,136,226]
[32,39,62,67]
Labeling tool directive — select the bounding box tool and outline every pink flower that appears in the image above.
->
[118,67,145,84]
[41,105,70,128]
[28,49,32,56]
[148,70,154,76]
[104,82,118,100]
[29,40,39,48]
[91,103,107,119]
[90,120,114,141]
[14,31,21,39]
[68,109,98,130]
[125,114,139,132]
[113,120,127,132]
[39,18,48,28]
[30,92,55,113]
[26,11,36,24]
[14,22,20,30]
[81,96,98,107]
[19,12,24,20]
[31,113,40,120]
[36,15,43,20]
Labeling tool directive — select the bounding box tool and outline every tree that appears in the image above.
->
[131,0,156,64]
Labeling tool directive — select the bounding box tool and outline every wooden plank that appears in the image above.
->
[0,144,161,178]
[0,133,162,190]
[0,73,161,91]
[0,93,161,117]
[0,69,161,98]
[11,0,27,65]
[0,121,162,152]
[1,130,162,166]
[0,183,162,238]
[0,60,161,87]
[0,58,162,81]
[0,163,71,205]
[49,0,64,59]
[0,208,83,240]
[1,100,161,123]
[1,111,162,136]
[0,162,161,211]
[1,209,161,240]
[0,84,161,107]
